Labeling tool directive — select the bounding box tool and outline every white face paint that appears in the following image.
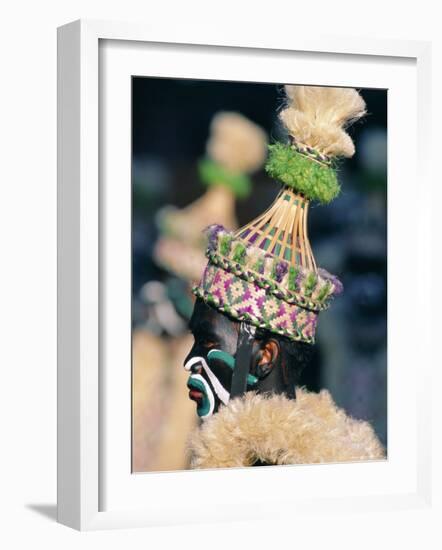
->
[184,356,230,418]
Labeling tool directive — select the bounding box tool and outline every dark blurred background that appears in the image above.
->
[132,77,387,448]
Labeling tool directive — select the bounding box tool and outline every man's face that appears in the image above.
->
[184,299,239,418]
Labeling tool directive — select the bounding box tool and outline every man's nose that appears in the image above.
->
[183,356,203,375]
[191,363,202,375]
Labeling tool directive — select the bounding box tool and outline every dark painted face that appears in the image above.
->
[184,299,239,418]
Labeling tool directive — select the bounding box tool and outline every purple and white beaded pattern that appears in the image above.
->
[194,263,318,343]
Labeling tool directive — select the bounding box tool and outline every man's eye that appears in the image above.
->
[197,338,216,348]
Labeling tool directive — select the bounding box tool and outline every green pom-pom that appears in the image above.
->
[288,266,300,291]
[219,234,233,256]
[265,143,340,204]
[198,158,251,199]
[232,243,247,264]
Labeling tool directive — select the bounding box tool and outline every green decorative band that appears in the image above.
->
[198,158,252,199]
[265,142,340,204]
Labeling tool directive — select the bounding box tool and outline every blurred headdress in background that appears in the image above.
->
[153,112,267,282]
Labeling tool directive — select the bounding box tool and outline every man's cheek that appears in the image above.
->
[205,359,233,390]
[206,349,258,390]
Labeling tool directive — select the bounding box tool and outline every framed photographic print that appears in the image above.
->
[57,19,432,530]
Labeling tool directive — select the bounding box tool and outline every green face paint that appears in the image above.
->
[187,375,212,417]
[207,349,258,387]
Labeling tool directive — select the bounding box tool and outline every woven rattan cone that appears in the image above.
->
[235,187,316,272]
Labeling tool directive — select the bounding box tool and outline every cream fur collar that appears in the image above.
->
[189,388,385,469]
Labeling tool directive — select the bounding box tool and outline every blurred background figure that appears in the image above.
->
[132,78,387,471]
[154,111,267,282]
[132,108,267,472]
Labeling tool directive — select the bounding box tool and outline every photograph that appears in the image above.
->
[131,78,388,472]
[5,2,433,542]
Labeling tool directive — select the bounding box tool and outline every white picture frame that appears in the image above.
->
[57,19,432,531]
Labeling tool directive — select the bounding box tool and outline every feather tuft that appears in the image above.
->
[280,85,366,158]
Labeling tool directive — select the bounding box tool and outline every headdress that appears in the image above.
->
[153,112,267,282]
[194,85,366,345]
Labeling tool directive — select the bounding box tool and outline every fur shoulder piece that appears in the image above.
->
[189,388,385,469]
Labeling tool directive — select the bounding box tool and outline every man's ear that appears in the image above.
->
[253,339,280,379]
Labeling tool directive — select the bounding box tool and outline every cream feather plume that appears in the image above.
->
[280,85,366,158]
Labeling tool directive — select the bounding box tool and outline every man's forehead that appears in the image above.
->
[189,299,237,335]
[189,317,214,335]
[189,301,213,329]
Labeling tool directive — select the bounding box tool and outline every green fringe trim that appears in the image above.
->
[303,272,318,297]
[219,234,233,256]
[316,280,332,302]
[232,242,247,264]
[265,143,340,204]
[253,256,265,273]
[206,250,333,312]
[288,266,300,292]
[198,158,252,199]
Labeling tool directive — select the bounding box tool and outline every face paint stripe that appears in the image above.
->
[188,374,214,418]
[184,356,230,407]
[208,349,258,387]
[184,356,204,372]
[201,362,230,405]
[207,349,235,369]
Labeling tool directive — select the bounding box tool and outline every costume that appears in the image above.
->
[190,389,384,468]
[186,85,385,467]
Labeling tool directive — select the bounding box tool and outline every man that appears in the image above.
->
[185,298,313,417]
[183,85,385,468]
